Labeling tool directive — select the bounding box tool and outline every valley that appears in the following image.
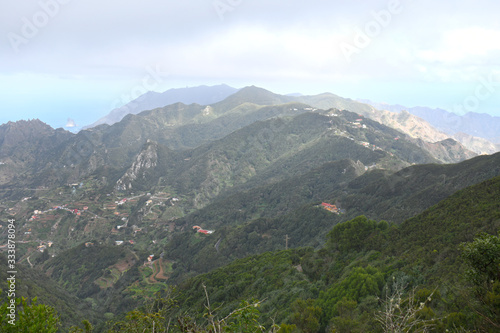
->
[0,86,499,332]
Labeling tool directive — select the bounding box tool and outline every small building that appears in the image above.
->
[321,202,339,213]
[115,240,124,246]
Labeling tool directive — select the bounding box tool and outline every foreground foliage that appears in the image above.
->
[0,297,60,333]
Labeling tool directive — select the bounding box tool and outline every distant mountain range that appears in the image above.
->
[84,84,238,129]
[84,85,499,154]
[359,99,500,144]
[0,86,477,201]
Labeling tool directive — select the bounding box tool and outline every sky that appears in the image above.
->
[1,0,500,131]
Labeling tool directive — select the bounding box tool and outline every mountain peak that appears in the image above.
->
[84,84,238,129]
[2,118,50,128]
[0,118,57,141]
[216,86,291,108]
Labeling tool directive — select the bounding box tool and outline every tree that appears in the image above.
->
[290,299,322,333]
[460,232,500,289]
[69,320,94,333]
[460,232,500,330]
[107,289,177,332]
[329,298,358,333]
[0,297,60,333]
[376,279,436,333]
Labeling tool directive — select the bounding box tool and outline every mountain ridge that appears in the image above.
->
[359,99,500,150]
[84,84,238,129]
[79,85,489,154]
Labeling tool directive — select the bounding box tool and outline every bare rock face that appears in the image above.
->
[452,132,500,155]
[116,140,158,190]
[410,137,477,163]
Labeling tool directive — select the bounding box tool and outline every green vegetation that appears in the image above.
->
[460,232,500,331]
[0,297,60,332]
[0,92,499,332]
[2,169,498,331]
[164,176,500,332]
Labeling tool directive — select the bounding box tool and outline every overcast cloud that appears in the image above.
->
[1,0,500,129]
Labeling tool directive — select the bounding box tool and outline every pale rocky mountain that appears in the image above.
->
[359,99,500,153]
[452,132,500,155]
[290,94,478,158]
[367,110,450,143]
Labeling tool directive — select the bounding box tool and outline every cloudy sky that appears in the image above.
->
[1,0,500,130]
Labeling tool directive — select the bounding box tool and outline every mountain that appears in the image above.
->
[339,151,500,223]
[180,150,500,232]
[217,88,479,158]
[0,119,73,187]
[225,91,469,147]
[84,85,484,156]
[0,100,310,198]
[160,151,500,285]
[0,90,447,200]
[111,109,447,210]
[452,131,500,154]
[359,99,500,152]
[84,84,238,128]
[411,107,500,143]
[167,175,500,331]
[1,86,499,331]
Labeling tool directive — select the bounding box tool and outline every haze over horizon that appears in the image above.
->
[1,0,500,130]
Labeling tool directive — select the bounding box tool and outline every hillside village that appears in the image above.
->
[326,111,396,161]
[0,179,189,288]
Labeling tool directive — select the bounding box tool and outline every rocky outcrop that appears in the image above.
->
[411,137,477,163]
[116,140,159,190]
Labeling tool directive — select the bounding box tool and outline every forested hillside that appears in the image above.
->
[0,88,498,332]
[145,175,500,332]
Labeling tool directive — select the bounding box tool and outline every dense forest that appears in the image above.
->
[1,175,499,332]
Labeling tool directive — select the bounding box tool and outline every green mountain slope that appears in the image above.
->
[340,151,500,223]
[0,86,474,202]
[0,254,98,330]
[161,152,500,286]
[169,175,500,331]
[114,110,440,209]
